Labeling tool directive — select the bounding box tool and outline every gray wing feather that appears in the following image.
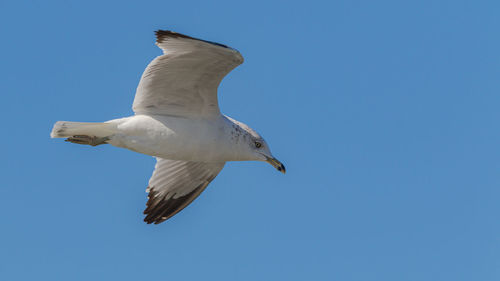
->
[143,158,225,224]
[133,30,244,118]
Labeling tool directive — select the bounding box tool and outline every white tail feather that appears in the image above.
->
[50,121,116,138]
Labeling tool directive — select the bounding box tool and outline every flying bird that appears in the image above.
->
[50,30,285,224]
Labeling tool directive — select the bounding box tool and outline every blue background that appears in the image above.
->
[1,0,499,280]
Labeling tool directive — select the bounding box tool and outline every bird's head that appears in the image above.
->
[248,136,286,174]
[227,117,285,174]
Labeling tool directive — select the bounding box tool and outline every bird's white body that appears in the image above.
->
[106,114,259,162]
[51,30,284,224]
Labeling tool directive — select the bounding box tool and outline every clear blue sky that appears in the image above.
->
[1,0,499,280]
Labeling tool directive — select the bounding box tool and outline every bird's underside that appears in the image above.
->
[64,132,227,224]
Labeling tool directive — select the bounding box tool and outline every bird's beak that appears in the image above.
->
[265,156,286,174]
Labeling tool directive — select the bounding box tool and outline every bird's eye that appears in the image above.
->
[255,142,262,148]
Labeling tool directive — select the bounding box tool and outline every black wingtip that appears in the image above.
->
[154,29,231,49]
[155,30,186,44]
[142,182,209,225]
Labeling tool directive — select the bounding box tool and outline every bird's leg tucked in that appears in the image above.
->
[65,135,110,146]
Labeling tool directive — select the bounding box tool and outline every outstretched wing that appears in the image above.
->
[143,158,225,224]
[132,30,244,118]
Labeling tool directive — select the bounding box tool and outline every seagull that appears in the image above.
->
[50,30,285,224]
